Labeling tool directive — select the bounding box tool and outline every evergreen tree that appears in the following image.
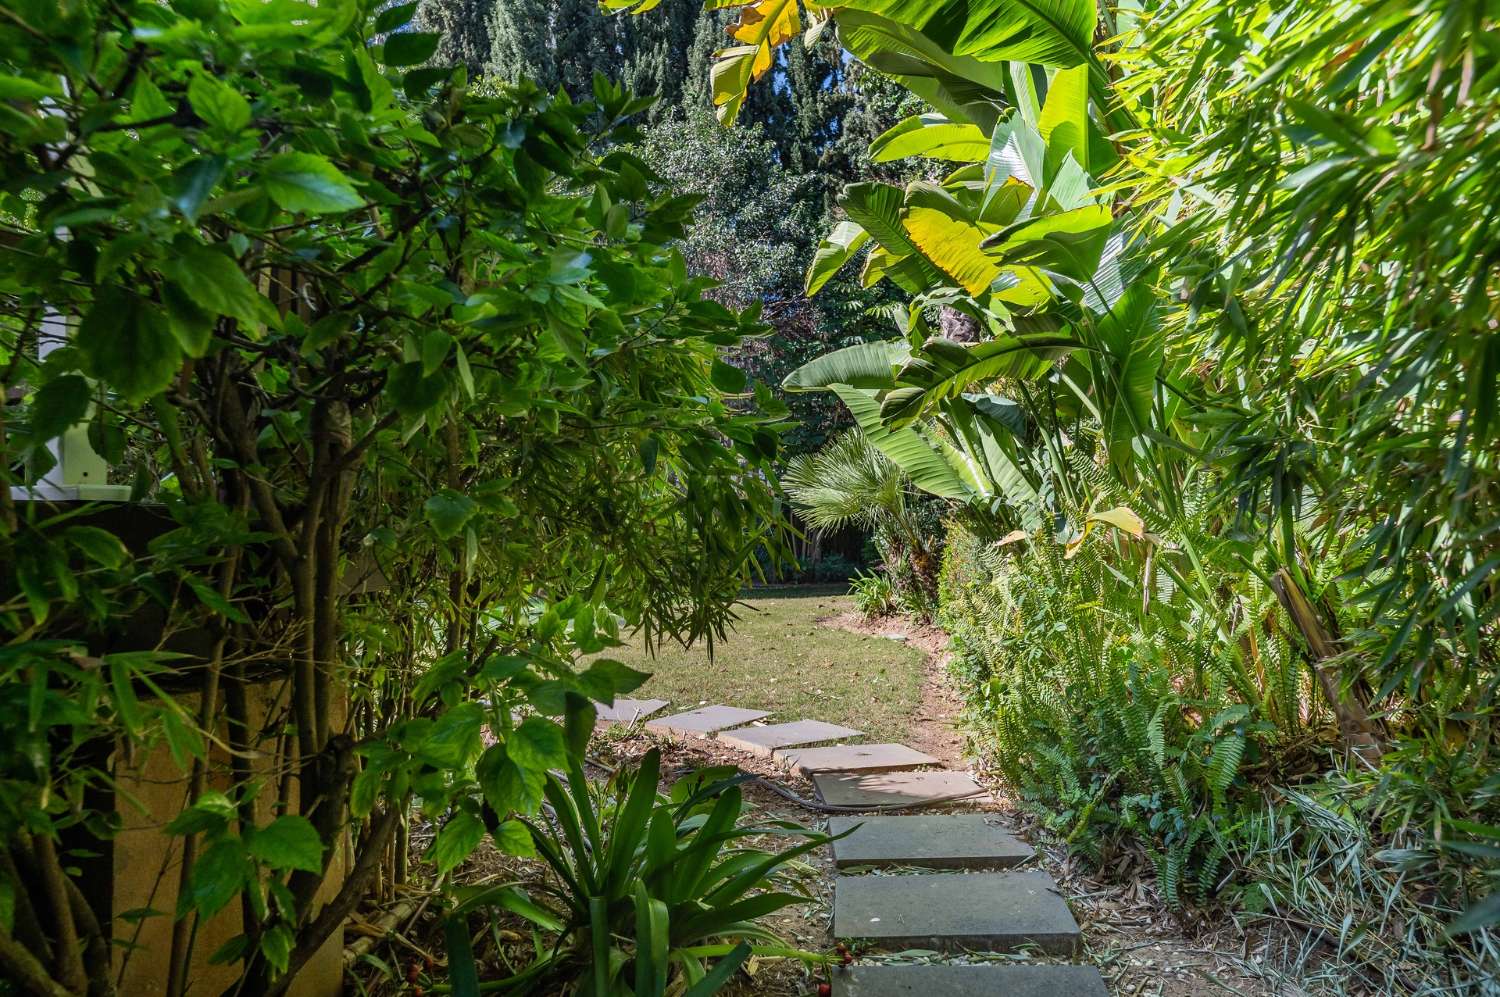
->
[486,0,702,117]
[416,0,492,73]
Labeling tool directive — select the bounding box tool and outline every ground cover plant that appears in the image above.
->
[0,1,794,993]
[610,0,1500,991]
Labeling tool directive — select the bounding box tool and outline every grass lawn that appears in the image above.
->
[597,586,929,743]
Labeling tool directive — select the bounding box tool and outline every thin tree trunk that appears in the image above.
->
[1270,568,1383,766]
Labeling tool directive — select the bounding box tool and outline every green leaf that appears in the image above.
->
[444,913,481,997]
[950,0,1098,67]
[382,31,441,67]
[387,361,448,416]
[29,375,90,442]
[206,934,250,966]
[831,385,971,500]
[0,73,62,100]
[77,288,180,404]
[634,881,670,997]
[424,489,477,541]
[682,941,752,997]
[491,819,536,858]
[805,220,870,296]
[508,717,568,773]
[870,113,989,163]
[374,1,420,33]
[548,249,593,285]
[422,702,484,768]
[160,243,267,328]
[172,156,226,224]
[259,923,294,975]
[1091,282,1162,472]
[429,811,486,875]
[577,659,650,701]
[423,328,450,374]
[888,334,1076,424]
[65,525,128,568]
[1037,63,1091,174]
[710,359,747,394]
[782,340,907,392]
[984,203,1112,283]
[834,9,1008,131]
[261,152,363,214]
[247,815,324,873]
[190,838,249,918]
[477,745,547,816]
[188,75,251,134]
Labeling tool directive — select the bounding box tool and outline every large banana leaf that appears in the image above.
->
[943,396,1044,524]
[710,0,801,124]
[883,333,1080,425]
[983,203,1113,284]
[835,8,1009,132]
[830,385,973,500]
[782,340,908,391]
[840,181,950,291]
[900,182,1001,295]
[951,0,1097,69]
[805,220,870,295]
[1089,282,1163,473]
[870,113,990,162]
[1037,63,1091,174]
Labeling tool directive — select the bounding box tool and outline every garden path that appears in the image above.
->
[623,699,1109,995]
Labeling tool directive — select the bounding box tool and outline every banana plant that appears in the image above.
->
[783,65,1166,520]
[443,749,830,995]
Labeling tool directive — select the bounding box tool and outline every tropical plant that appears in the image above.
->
[442,749,828,993]
[0,1,793,993]
[783,430,940,611]
[622,0,1500,983]
[848,570,896,617]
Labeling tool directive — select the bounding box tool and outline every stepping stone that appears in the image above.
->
[813,770,988,808]
[776,743,937,776]
[593,698,669,724]
[718,720,863,757]
[831,964,1108,997]
[833,871,1081,955]
[645,705,769,737]
[826,814,1032,869]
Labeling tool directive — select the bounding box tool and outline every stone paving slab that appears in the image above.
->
[826,814,1032,869]
[718,720,863,757]
[593,698,669,724]
[833,871,1080,955]
[812,770,989,808]
[830,964,1108,997]
[776,743,938,776]
[645,705,769,737]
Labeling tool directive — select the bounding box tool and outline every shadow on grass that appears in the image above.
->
[740,583,851,600]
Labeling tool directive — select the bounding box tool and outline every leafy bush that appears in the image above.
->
[939,519,1270,906]
[0,2,789,993]
[443,749,827,994]
[849,571,896,618]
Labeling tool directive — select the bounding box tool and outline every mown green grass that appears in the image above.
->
[597,586,927,743]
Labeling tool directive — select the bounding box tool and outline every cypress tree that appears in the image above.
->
[416,0,492,74]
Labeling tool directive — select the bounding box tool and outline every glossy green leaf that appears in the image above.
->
[247,815,324,873]
[870,113,989,163]
[261,152,363,214]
